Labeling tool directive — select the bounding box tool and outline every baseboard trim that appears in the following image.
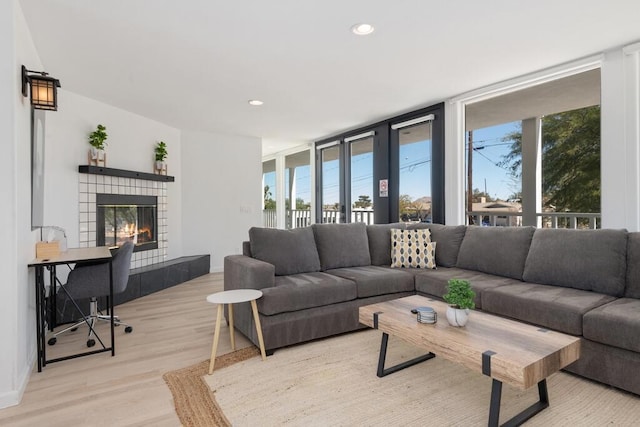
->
[0,347,34,409]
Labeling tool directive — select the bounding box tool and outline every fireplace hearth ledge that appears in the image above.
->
[55,254,210,324]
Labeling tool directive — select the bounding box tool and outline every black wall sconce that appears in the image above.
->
[21,65,61,111]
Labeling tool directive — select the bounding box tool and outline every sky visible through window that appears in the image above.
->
[263,121,520,210]
[468,121,521,201]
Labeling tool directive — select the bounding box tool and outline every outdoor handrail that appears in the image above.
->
[468,210,600,229]
[265,208,601,229]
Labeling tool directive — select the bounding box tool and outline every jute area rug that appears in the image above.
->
[166,329,640,426]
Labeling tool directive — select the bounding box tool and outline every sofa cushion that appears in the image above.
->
[390,229,436,269]
[414,267,521,309]
[481,283,616,335]
[258,272,357,316]
[583,298,640,353]
[407,223,467,267]
[625,232,640,298]
[523,228,627,297]
[249,226,321,276]
[367,223,406,266]
[312,223,371,270]
[326,265,415,298]
[456,226,535,280]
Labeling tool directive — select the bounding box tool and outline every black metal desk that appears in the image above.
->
[28,246,114,372]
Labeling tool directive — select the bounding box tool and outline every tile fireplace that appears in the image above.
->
[79,166,173,268]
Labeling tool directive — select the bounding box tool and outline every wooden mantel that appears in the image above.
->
[78,165,175,182]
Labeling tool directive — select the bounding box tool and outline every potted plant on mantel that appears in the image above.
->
[443,279,476,327]
[88,124,108,166]
[154,141,168,174]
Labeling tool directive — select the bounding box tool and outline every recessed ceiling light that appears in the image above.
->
[351,23,374,35]
[248,99,264,106]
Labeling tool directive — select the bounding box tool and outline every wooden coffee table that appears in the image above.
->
[359,295,580,427]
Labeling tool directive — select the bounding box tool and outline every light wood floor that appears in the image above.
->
[0,273,252,427]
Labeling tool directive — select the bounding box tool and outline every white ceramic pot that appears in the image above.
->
[446,306,470,327]
[90,147,105,160]
[155,160,167,171]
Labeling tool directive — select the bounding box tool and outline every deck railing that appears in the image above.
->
[468,211,601,229]
[262,209,375,228]
[266,209,600,229]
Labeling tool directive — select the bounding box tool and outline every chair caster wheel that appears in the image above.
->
[125,326,133,333]
[87,339,96,348]
[48,337,57,346]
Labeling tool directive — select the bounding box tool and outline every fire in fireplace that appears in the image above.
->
[96,194,158,252]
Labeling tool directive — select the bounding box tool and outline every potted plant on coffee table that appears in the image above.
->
[88,124,108,166]
[443,279,476,327]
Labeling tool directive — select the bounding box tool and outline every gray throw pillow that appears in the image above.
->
[367,223,406,266]
[312,223,371,270]
[523,228,627,297]
[249,227,321,276]
[407,223,467,267]
[456,226,535,280]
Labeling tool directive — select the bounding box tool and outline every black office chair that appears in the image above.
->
[49,240,135,347]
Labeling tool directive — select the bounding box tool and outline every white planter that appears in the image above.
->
[90,147,105,160]
[446,307,470,327]
[155,160,167,171]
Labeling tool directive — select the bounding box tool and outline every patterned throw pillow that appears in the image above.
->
[390,228,437,269]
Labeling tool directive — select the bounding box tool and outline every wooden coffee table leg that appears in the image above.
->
[228,303,235,351]
[208,304,224,375]
[488,379,549,427]
[250,300,267,361]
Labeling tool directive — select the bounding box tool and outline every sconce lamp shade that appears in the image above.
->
[22,65,61,111]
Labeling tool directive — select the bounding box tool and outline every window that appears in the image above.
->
[285,150,312,229]
[465,68,601,228]
[262,159,276,228]
[319,143,342,223]
[314,103,445,225]
[349,134,374,224]
[397,121,433,223]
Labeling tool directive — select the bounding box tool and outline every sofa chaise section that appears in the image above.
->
[482,228,626,335]
[568,231,640,395]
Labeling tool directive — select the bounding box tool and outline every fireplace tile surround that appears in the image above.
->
[78,167,172,268]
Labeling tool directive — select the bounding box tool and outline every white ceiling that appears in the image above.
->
[19,1,640,155]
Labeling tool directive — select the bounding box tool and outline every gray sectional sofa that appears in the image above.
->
[224,222,640,396]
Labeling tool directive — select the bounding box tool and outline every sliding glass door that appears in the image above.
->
[318,142,343,223]
[390,107,444,224]
[396,120,433,222]
[315,103,444,225]
[347,133,375,224]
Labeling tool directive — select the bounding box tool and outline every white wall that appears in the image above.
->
[44,91,182,256]
[0,0,43,409]
[601,44,640,231]
[181,130,262,271]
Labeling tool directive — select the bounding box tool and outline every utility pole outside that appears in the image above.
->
[467,130,473,224]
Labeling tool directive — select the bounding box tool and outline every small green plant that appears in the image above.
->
[88,124,108,150]
[155,141,168,161]
[443,279,476,310]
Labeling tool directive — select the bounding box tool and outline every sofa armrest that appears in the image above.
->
[224,255,275,291]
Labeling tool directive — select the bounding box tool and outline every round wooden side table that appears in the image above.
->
[206,289,267,374]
